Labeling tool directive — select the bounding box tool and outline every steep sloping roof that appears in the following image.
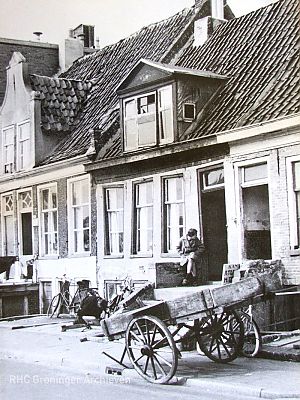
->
[30,75,92,133]
[39,0,300,165]
[38,6,196,165]
[175,0,300,139]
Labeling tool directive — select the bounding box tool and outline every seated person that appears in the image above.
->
[177,228,205,286]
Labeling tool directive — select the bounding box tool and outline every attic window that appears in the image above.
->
[183,103,196,121]
[123,85,173,151]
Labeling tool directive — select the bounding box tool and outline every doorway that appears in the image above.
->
[201,189,228,281]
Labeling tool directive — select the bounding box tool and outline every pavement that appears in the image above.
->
[0,315,299,398]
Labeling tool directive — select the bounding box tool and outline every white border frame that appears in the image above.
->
[286,155,300,250]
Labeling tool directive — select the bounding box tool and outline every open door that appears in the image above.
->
[199,167,228,281]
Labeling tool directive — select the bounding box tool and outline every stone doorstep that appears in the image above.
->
[262,330,300,344]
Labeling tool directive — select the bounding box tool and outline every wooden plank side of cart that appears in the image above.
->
[102,272,282,338]
[101,301,169,340]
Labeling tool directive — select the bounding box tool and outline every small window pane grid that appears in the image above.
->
[164,177,185,252]
[293,161,300,248]
[70,179,90,254]
[202,168,224,190]
[135,181,153,254]
[183,103,196,121]
[18,122,30,170]
[124,85,173,150]
[3,127,14,174]
[40,187,58,255]
[105,187,124,255]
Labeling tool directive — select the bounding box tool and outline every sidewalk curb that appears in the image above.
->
[185,378,300,399]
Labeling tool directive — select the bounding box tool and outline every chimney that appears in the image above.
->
[33,31,43,41]
[194,0,226,47]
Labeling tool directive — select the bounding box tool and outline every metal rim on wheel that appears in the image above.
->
[125,315,178,384]
[240,312,262,358]
[47,294,61,318]
[195,310,244,363]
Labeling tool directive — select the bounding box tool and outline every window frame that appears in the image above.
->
[287,156,300,251]
[1,192,15,256]
[132,180,154,256]
[183,103,196,122]
[67,176,91,256]
[162,175,185,254]
[38,183,58,257]
[123,85,173,151]
[17,120,31,171]
[2,125,15,174]
[103,186,124,257]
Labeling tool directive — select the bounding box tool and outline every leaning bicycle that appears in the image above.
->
[47,276,90,318]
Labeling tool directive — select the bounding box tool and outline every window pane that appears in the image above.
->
[73,208,80,229]
[125,99,136,117]
[81,180,89,204]
[42,190,49,210]
[244,164,267,182]
[83,229,90,251]
[294,162,300,189]
[52,192,57,208]
[72,182,80,205]
[204,168,224,187]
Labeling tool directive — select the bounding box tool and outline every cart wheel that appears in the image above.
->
[47,294,61,318]
[125,315,178,384]
[195,310,244,363]
[240,312,262,358]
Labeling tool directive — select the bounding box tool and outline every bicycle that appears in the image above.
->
[104,276,135,317]
[47,275,91,318]
[239,304,262,357]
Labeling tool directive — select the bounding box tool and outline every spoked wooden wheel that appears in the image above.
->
[240,311,262,358]
[195,309,244,363]
[125,315,178,384]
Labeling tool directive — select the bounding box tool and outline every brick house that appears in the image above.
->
[0,28,97,316]
[0,0,299,324]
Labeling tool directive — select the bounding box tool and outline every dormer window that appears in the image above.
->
[123,85,173,151]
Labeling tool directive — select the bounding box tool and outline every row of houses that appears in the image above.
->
[0,0,299,321]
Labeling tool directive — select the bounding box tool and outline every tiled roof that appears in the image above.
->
[38,6,196,165]
[175,0,300,139]
[30,75,92,133]
[39,0,300,165]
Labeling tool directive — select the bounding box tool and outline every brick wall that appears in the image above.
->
[0,38,59,106]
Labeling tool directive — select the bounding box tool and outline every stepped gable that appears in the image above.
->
[38,6,196,165]
[30,74,92,134]
[175,0,300,140]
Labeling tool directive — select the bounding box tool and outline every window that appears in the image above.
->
[203,167,224,190]
[239,162,271,259]
[18,190,33,255]
[183,103,196,121]
[242,163,267,185]
[2,194,15,255]
[104,187,124,255]
[17,121,31,170]
[124,85,173,150]
[294,161,300,248]
[69,177,90,254]
[163,176,185,252]
[3,126,14,174]
[39,186,58,256]
[133,181,153,254]
[288,159,300,250]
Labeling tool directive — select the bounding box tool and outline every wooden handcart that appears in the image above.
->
[101,272,281,384]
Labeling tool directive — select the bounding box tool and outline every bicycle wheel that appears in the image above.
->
[240,312,262,358]
[47,294,61,318]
